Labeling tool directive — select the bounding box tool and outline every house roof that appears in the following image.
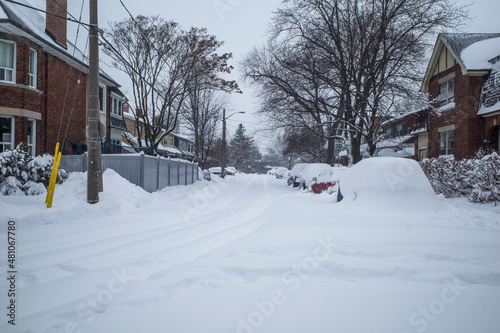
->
[0,0,119,86]
[421,33,500,93]
[478,62,500,116]
[110,116,128,131]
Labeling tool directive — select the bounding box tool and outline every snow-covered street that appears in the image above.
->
[1,171,500,333]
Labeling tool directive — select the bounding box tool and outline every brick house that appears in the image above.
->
[420,33,500,159]
[122,106,195,160]
[0,0,127,157]
[375,108,428,160]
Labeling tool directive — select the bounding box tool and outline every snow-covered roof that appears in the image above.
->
[443,33,500,68]
[0,3,7,19]
[421,33,500,93]
[461,37,500,70]
[376,135,414,149]
[0,0,118,86]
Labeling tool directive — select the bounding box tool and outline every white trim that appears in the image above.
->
[27,119,36,157]
[28,47,37,88]
[0,39,16,84]
[110,93,124,118]
[438,124,456,132]
[437,72,456,84]
[99,84,106,114]
[0,116,15,152]
[0,107,42,120]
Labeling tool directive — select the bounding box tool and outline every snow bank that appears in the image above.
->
[338,157,442,213]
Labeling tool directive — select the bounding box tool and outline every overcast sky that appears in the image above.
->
[62,0,500,149]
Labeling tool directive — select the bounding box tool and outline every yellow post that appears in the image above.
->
[46,151,62,209]
[45,143,59,206]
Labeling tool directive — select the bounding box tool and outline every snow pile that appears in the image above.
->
[420,152,500,204]
[461,37,500,70]
[338,157,441,212]
[0,145,67,196]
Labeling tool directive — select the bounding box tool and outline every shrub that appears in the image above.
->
[420,151,500,204]
[0,144,67,196]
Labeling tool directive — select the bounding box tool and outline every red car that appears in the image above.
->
[310,167,348,194]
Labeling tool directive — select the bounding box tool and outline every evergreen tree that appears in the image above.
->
[228,124,261,172]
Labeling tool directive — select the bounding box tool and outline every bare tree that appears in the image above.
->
[244,0,468,163]
[181,88,228,168]
[103,16,239,153]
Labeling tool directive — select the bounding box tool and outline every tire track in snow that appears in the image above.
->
[14,175,274,322]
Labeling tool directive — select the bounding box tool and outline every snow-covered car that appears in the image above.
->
[338,157,441,211]
[296,163,332,189]
[267,167,278,175]
[226,166,238,175]
[287,163,309,187]
[208,167,235,176]
[274,167,289,179]
[310,166,349,194]
[202,170,211,181]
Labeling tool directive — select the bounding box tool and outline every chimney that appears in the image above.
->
[46,0,67,48]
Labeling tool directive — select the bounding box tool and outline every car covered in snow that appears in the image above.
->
[202,170,211,181]
[274,167,289,179]
[296,163,332,189]
[208,167,236,176]
[310,166,349,194]
[287,163,309,187]
[267,167,278,175]
[337,157,441,211]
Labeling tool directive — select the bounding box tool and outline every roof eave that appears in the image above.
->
[0,19,119,87]
[420,34,468,93]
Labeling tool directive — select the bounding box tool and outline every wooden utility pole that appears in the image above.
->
[87,0,100,203]
[221,108,226,178]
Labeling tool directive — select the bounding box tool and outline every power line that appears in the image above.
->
[4,0,98,30]
[57,0,87,143]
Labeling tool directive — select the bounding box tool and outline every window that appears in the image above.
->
[395,123,404,137]
[0,117,14,152]
[110,96,123,117]
[439,79,454,107]
[27,119,36,156]
[439,130,454,156]
[29,48,37,88]
[0,40,15,83]
[99,85,106,113]
[170,137,174,147]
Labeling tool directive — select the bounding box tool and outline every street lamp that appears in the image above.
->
[221,109,245,178]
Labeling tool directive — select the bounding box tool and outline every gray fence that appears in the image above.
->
[60,154,199,193]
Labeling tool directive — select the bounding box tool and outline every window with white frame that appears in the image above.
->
[0,117,14,152]
[0,40,15,83]
[395,122,404,137]
[439,79,454,107]
[439,130,454,156]
[99,85,106,113]
[27,119,36,156]
[170,137,174,147]
[29,48,37,88]
[110,95,123,117]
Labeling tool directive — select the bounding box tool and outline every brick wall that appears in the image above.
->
[0,37,88,156]
[428,64,485,159]
[45,0,67,48]
[44,53,87,155]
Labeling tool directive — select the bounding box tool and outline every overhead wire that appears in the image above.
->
[55,0,87,144]
[4,0,97,30]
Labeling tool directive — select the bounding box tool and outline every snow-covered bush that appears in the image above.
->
[420,152,500,204]
[0,144,67,196]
